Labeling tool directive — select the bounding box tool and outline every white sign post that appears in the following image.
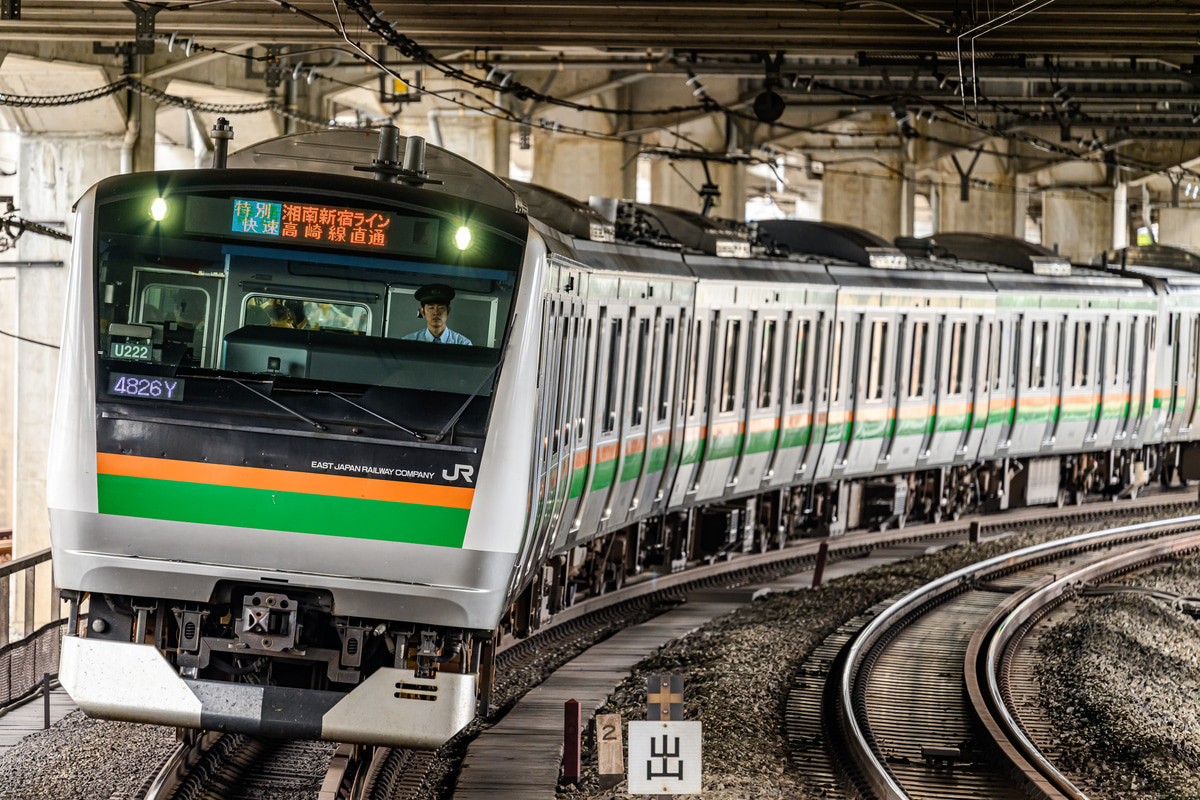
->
[627,720,702,795]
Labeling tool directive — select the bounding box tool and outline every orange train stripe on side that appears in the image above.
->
[96,452,475,509]
[747,417,781,434]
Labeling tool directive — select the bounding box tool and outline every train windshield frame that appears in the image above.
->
[92,176,527,417]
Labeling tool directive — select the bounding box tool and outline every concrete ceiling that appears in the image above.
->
[1,1,1196,56]
[2,3,1200,206]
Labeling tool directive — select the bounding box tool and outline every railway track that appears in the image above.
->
[133,488,1199,800]
[791,509,1200,800]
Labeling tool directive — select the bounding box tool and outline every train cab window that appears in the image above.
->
[757,319,778,409]
[867,320,888,401]
[908,321,928,397]
[791,319,811,405]
[830,321,844,402]
[656,317,675,422]
[602,318,624,433]
[138,284,211,365]
[630,317,650,427]
[947,322,968,395]
[1072,322,1091,388]
[1030,320,1049,389]
[720,319,742,413]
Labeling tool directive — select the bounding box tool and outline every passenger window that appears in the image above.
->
[578,318,595,438]
[992,322,1003,392]
[1072,321,1091,387]
[909,321,928,398]
[1109,322,1120,387]
[947,322,968,395]
[687,320,703,417]
[656,317,675,422]
[602,318,623,434]
[721,319,742,413]
[867,320,888,401]
[830,321,844,402]
[629,317,650,427]
[792,319,811,405]
[757,319,778,409]
[1030,320,1048,389]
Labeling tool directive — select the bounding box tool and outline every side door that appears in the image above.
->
[695,310,748,501]
[766,310,820,488]
[843,314,893,475]
[572,306,626,538]
[636,306,682,516]
[607,304,655,527]
[561,306,599,542]
[669,309,715,507]
[733,310,784,490]
[956,313,991,463]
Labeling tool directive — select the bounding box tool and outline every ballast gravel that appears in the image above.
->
[552,507,1195,800]
[1037,559,1200,800]
[0,709,174,800]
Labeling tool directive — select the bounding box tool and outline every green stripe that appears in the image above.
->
[681,438,704,466]
[647,444,669,473]
[1015,404,1056,425]
[97,474,469,548]
[568,464,588,499]
[590,458,617,491]
[894,415,934,437]
[852,417,891,440]
[707,433,742,461]
[745,428,779,454]
[780,425,811,448]
[619,450,645,482]
[825,421,849,443]
[933,412,970,433]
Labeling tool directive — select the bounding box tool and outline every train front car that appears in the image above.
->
[48,147,538,747]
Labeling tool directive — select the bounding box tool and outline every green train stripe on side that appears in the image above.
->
[619,450,645,482]
[590,459,618,492]
[97,474,469,548]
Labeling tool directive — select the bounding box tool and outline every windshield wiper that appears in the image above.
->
[433,353,506,443]
[315,390,426,441]
[230,378,327,431]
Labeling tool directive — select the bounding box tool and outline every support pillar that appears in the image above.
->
[532,132,624,202]
[821,157,903,240]
[1042,188,1113,262]
[1158,207,1200,248]
[12,135,122,630]
[1111,183,1129,250]
[936,151,1017,236]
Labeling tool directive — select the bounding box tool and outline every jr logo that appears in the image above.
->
[442,464,475,483]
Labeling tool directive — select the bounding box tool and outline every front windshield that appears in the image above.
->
[95,187,523,399]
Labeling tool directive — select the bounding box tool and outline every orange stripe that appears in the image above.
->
[1018,395,1058,408]
[937,401,973,416]
[748,416,780,434]
[711,420,744,438]
[572,450,590,470]
[624,438,646,456]
[898,404,933,419]
[855,407,895,422]
[1062,393,1101,406]
[97,453,474,509]
[783,413,810,428]
[650,431,672,449]
[596,443,619,462]
[989,397,1014,411]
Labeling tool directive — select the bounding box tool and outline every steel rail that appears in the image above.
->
[838,511,1200,800]
[970,526,1200,800]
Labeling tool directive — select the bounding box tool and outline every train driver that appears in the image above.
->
[403,283,472,345]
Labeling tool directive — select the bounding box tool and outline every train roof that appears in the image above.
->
[506,180,615,243]
[758,219,908,270]
[226,129,525,215]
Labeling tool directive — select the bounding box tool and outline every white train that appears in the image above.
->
[46,126,1200,748]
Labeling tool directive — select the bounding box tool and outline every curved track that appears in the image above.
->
[799,512,1200,800]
